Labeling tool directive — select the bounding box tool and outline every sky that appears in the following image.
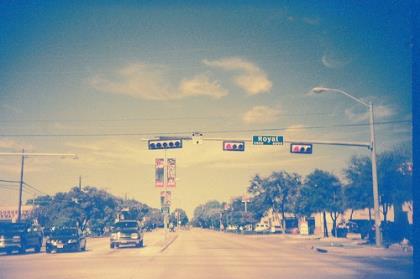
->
[0,1,412,218]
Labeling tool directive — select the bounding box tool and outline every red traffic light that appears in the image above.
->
[223,141,245,151]
[290,143,313,154]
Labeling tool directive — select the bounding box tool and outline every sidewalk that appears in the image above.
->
[310,236,413,257]
[245,232,413,257]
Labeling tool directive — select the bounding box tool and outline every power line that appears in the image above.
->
[0,179,47,195]
[0,112,334,124]
[0,179,20,184]
[0,184,40,196]
[0,119,411,138]
[23,182,48,196]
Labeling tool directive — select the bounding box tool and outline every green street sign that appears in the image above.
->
[252,136,284,145]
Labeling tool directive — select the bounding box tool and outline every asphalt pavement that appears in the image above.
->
[0,229,413,279]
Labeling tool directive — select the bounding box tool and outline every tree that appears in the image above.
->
[342,144,412,223]
[223,197,258,229]
[143,208,163,229]
[299,169,344,237]
[377,145,412,222]
[343,155,373,220]
[170,208,189,226]
[247,171,301,233]
[30,186,157,235]
[192,200,223,228]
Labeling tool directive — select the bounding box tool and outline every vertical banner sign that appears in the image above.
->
[155,158,164,187]
[167,158,176,187]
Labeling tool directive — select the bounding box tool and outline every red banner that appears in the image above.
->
[167,158,176,187]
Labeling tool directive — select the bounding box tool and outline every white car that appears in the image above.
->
[254,223,270,232]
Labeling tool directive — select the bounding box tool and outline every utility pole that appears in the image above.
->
[17,149,25,222]
[79,176,82,190]
[369,102,382,247]
[164,149,168,241]
[0,151,77,222]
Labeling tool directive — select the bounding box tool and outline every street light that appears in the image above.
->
[310,86,382,247]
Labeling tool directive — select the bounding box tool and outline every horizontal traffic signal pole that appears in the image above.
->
[143,135,370,149]
[200,138,371,149]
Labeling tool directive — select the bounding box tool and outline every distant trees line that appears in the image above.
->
[192,145,412,238]
[27,187,188,235]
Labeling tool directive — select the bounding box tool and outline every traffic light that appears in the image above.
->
[148,139,183,150]
[290,143,313,154]
[223,141,245,151]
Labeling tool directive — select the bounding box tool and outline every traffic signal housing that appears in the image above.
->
[223,141,245,152]
[290,143,313,154]
[148,139,183,150]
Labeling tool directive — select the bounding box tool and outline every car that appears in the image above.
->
[0,222,43,255]
[254,223,270,233]
[46,227,86,253]
[346,220,374,239]
[110,220,143,249]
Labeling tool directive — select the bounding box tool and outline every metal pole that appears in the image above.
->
[17,149,25,222]
[369,103,382,247]
[164,149,168,241]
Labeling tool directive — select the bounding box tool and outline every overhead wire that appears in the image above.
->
[23,182,48,196]
[0,119,411,138]
[0,112,334,124]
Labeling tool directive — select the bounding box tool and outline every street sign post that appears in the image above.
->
[252,136,284,145]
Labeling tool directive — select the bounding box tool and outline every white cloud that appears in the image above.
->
[302,17,320,25]
[242,106,280,124]
[345,104,396,122]
[89,63,228,101]
[90,63,176,101]
[203,57,272,95]
[321,51,352,69]
[179,74,228,99]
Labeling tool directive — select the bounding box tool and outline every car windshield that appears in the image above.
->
[113,222,138,232]
[51,229,78,238]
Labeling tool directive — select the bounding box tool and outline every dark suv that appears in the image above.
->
[110,220,143,248]
[0,222,43,254]
[46,227,86,253]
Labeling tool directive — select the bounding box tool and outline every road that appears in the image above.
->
[0,229,412,279]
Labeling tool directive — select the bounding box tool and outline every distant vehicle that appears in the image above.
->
[169,223,176,232]
[346,220,374,239]
[46,227,86,253]
[225,225,238,232]
[110,220,143,249]
[254,223,270,233]
[0,222,43,254]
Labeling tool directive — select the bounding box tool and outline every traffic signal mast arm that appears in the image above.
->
[144,136,370,149]
[201,138,371,149]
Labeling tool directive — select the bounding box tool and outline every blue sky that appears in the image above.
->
[0,1,412,217]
